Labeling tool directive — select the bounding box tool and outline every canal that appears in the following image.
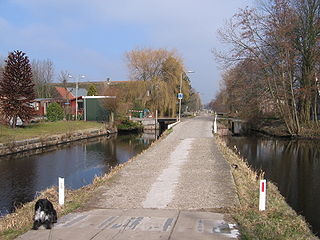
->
[0,132,156,216]
[224,135,320,236]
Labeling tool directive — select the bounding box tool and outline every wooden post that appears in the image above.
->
[155,110,158,130]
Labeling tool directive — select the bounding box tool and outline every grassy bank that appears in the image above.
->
[250,118,320,138]
[0,121,106,144]
[215,137,318,240]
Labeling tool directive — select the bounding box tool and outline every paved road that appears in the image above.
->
[17,115,239,240]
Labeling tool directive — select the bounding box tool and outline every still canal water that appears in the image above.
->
[0,132,156,216]
[224,135,320,236]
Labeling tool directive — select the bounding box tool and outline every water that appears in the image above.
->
[224,135,320,236]
[0,132,156,216]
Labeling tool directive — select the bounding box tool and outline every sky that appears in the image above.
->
[0,0,254,104]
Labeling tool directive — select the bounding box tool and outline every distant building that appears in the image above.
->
[82,96,116,122]
[32,98,64,116]
[54,87,88,116]
[30,85,116,121]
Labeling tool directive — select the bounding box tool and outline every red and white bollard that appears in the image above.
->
[259,179,266,211]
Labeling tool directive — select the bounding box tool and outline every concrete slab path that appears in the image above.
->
[17,115,239,240]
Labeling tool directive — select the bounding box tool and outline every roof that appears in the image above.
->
[55,87,88,100]
[67,87,87,97]
[55,87,74,100]
[83,96,116,99]
[34,98,55,101]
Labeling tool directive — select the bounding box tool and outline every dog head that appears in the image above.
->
[33,199,57,230]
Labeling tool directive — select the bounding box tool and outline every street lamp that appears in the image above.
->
[178,70,194,121]
[69,74,85,120]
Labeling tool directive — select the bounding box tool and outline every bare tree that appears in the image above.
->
[293,0,320,123]
[31,59,54,98]
[0,56,4,68]
[214,0,320,134]
[58,70,72,117]
[58,70,70,86]
[0,56,5,77]
[126,48,181,81]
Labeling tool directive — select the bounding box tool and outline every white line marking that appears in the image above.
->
[142,138,193,208]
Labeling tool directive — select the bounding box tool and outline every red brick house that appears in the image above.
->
[54,86,87,116]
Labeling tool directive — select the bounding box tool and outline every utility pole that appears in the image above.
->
[178,70,194,121]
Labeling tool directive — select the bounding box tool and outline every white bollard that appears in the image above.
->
[58,177,65,206]
[259,179,266,211]
[214,114,218,134]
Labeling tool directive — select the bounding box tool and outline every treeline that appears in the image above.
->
[104,48,201,117]
[0,48,201,126]
[212,0,320,135]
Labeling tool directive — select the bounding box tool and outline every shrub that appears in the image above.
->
[47,103,64,121]
[117,118,143,131]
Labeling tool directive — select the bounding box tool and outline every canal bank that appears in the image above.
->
[216,136,318,240]
[0,127,116,156]
[217,117,320,237]
[221,116,318,138]
[224,134,320,238]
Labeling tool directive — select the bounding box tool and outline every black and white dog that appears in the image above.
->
[33,199,57,230]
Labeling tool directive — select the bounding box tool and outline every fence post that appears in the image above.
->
[59,177,65,206]
[214,113,218,134]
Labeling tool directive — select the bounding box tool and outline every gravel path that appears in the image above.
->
[86,115,238,210]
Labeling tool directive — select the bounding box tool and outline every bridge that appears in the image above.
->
[217,116,249,135]
[132,117,177,132]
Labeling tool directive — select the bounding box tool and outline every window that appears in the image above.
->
[78,101,84,110]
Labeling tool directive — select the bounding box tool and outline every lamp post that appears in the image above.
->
[178,70,194,121]
[69,74,85,120]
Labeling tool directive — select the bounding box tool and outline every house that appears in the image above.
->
[51,86,116,121]
[32,98,64,116]
[54,86,88,116]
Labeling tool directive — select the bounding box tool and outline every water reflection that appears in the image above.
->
[224,136,320,236]
[0,133,155,216]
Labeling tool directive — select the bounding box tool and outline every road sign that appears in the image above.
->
[178,93,183,99]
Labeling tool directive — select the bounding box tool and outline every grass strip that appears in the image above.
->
[215,137,318,240]
[0,121,106,144]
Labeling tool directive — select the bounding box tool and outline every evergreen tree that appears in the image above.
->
[87,84,97,96]
[47,102,64,121]
[0,50,35,127]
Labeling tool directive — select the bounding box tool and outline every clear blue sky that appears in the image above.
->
[0,0,253,104]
